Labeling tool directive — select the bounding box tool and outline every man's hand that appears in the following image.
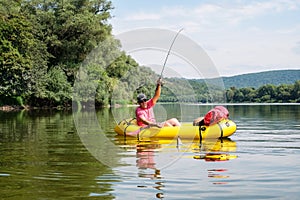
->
[153,78,162,104]
[149,123,163,128]
[157,77,164,86]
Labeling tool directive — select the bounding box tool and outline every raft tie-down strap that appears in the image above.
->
[198,119,205,143]
[123,123,129,137]
[217,122,224,138]
[198,126,203,142]
[123,118,136,125]
[137,125,152,141]
[121,118,136,136]
[128,118,136,124]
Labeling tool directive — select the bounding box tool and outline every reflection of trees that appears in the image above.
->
[229,104,300,120]
[0,110,116,199]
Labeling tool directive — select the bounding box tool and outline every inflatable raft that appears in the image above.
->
[114,118,237,139]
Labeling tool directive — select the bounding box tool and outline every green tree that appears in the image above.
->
[225,87,235,103]
[256,84,276,102]
[21,0,113,84]
[44,67,72,106]
[291,81,300,102]
[0,14,47,100]
[240,87,256,102]
[233,90,244,102]
[276,84,292,102]
[0,0,20,16]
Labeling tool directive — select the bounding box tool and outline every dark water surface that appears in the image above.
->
[0,104,300,199]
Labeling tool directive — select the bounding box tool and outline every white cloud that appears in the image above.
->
[178,1,300,27]
[292,41,300,55]
[110,0,300,76]
[125,12,161,21]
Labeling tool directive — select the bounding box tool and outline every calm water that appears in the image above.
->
[0,104,300,199]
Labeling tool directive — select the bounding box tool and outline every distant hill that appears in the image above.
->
[222,70,300,88]
[221,69,300,89]
[155,69,300,103]
[189,69,300,89]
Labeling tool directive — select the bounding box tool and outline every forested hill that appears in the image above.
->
[222,70,300,89]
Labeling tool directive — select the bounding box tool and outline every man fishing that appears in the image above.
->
[136,29,183,128]
[135,78,181,127]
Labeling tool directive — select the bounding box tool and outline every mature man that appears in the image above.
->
[135,78,180,127]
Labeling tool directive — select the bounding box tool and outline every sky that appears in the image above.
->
[109,0,300,78]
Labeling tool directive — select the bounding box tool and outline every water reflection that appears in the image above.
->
[208,169,229,185]
[136,143,160,170]
[0,110,117,200]
[192,138,237,185]
[193,138,237,161]
[115,136,237,197]
[2,104,299,199]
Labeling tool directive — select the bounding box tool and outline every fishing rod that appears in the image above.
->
[160,28,184,79]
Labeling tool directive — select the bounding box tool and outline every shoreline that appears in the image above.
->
[0,105,26,112]
[1,102,299,112]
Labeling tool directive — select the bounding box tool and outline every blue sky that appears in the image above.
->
[109,0,300,77]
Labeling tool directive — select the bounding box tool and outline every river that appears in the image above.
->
[0,104,299,199]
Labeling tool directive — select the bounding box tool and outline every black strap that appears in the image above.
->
[198,125,203,142]
[128,118,136,124]
[122,118,137,136]
[124,118,135,125]
[217,122,224,138]
[198,125,202,149]
[123,123,129,137]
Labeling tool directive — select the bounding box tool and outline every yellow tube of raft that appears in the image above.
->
[114,118,237,139]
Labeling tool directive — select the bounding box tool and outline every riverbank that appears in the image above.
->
[0,103,126,112]
[2,102,299,112]
[0,105,70,112]
[0,105,26,112]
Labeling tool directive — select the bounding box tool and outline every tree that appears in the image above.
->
[276,84,292,102]
[21,0,114,84]
[240,87,256,102]
[44,67,72,106]
[291,81,300,102]
[225,87,235,103]
[256,84,276,102]
[0,0,21,17]
[0,14,47,101]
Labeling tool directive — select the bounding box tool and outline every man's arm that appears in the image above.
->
[139,116,156,126]
[152,78,162,104]
[139,116,162,128]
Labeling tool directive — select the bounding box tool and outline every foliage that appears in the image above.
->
[44,67,72,105]
[110,66,158,105]
[0,15,46,97]
[0,0,299,108]
[225,81,300,103]
[20,0,113,83]
[0,0,137,108]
